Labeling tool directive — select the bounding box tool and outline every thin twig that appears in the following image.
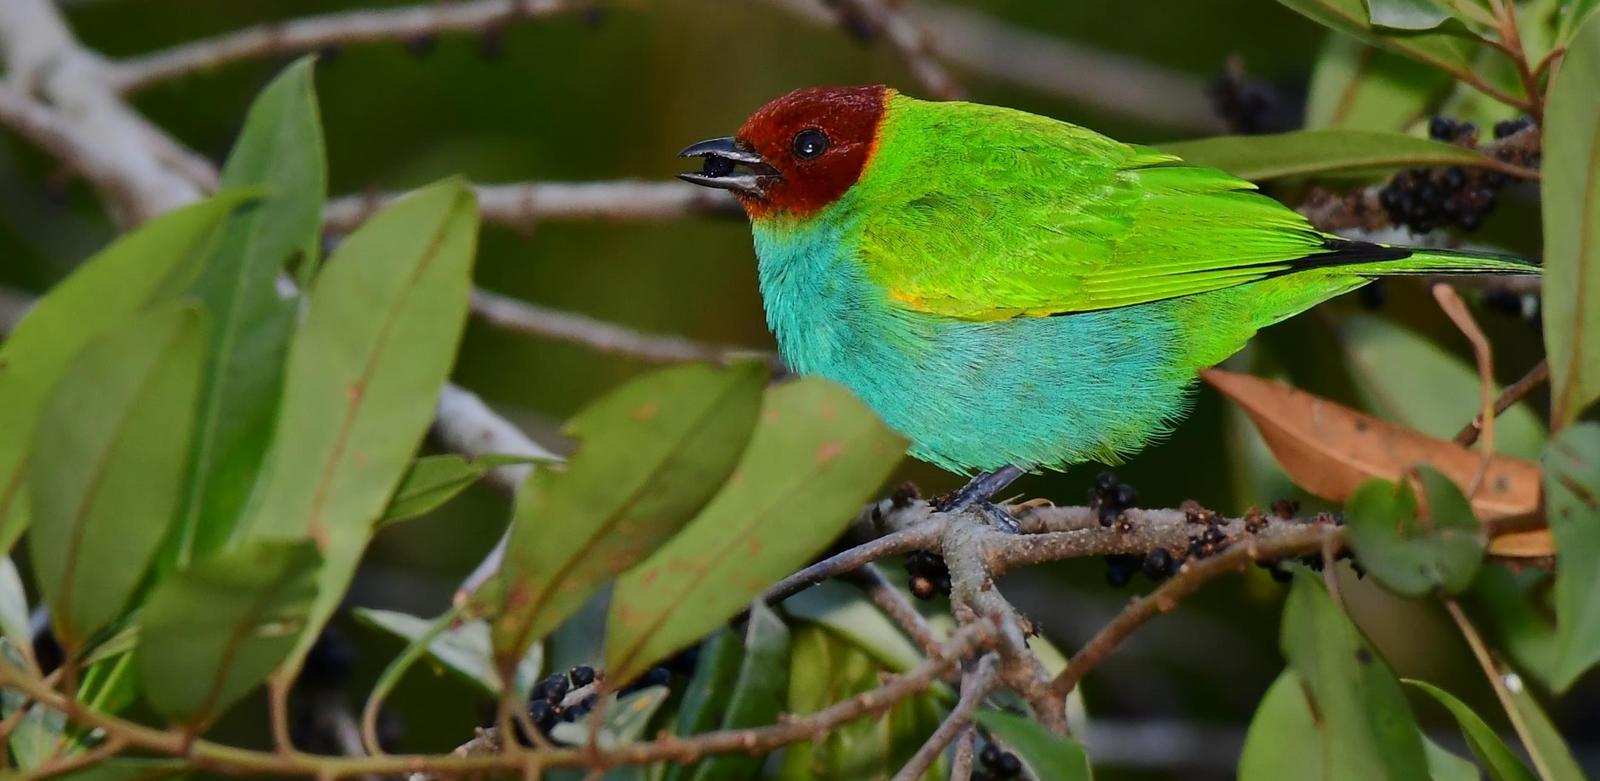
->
[1454,359,1548,447]
[1441,598,1557,781]
[323,181,741,234]
[1433,283,1496,496]
[0,620,998,777]
[1050,524,1343,698]
[109,0,576,93]
[889,654,998,781]
[471,288,777,368]
[843,563,944,658]
[763,0,1221,131]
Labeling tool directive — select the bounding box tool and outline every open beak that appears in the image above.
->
[677,136,779,198]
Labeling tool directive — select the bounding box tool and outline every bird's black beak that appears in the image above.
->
[677,136,779,198]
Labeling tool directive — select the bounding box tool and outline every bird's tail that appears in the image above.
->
[1350,243,1536,280]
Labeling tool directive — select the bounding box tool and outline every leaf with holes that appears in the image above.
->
[139,541,320,725]
[1160,130,1502,181]
[1545,423,1600,690]
[171,56,327,567]
[1344,467,1485,597]
[28,303,207,650]
[1280,570,1431,779]
[241,178,478,674]
[490,361,766,671]
[0,194,245,554]
[1543,10,1600,426]
[605,377,903,685]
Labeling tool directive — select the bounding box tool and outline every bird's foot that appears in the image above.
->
[935,465,1026,513]
[977,501,1023,534]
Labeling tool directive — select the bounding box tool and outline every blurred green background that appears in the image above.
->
[1,1,1585,777]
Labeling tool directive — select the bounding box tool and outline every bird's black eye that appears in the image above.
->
[792,129,829,160]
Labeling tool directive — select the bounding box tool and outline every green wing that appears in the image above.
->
[854,97,1329,321]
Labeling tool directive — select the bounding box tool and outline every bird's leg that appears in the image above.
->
[936,465,1026,533]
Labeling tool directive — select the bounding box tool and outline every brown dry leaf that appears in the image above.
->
[1203,369,1549,557]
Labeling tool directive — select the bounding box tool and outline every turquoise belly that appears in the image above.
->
[755,223,1196,474]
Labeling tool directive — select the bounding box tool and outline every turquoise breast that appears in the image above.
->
[752,217,1199,475]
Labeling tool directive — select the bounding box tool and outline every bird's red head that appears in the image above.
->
[679,85,890,219]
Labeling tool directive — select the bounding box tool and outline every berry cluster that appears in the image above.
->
[1088,471,1137,528]
[1254,513,1361,583]
[905,551,952,600]
[1378,115,1532,234]
[524,666,599,739]
[1104,547,1178,587]
[975,742,1024,781]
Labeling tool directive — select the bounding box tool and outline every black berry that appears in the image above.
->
[1143,547,1175,580]
[570,665,596,687]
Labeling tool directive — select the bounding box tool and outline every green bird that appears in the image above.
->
[678,86,1537,518]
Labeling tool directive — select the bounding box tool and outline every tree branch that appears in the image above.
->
[470,287,777,368]
[107,0,578,93]
[323,181,740,234]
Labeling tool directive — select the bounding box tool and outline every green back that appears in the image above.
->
[845,93,1329,320]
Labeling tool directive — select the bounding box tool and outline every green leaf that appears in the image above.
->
[973,711,1092,781]
[0,194,244,554]
[1306,36,1452,130]
[662,629,743,781]
[1424,737,1483,781]
[675,629,742,736]
[138,540,320,725]
[783,579,924,673]
[1369,0,1452,29]
[1160,129,1500,181]
[491,362,766,670]
[775,625,944,781]
[1496,664,1588,781]
[1543,9,1600,426]
[356,607,543,699]
[686,602,791,781]
[1344,467,1486,597]
[1239,671,1326,781]
[3,685,65,770]
[1405,679,1538,781]
[1272,0,1483,80]
[1559,0,1600,41]
[78,649,138,717]
[241,178,478,674]
[0,557,30,655]
[606,377,904,684]
[1465,566,1559,690]
[378,453,540,527]
[1281,570,1431,779]
[173,56,328,566]
[1545,423,1600,689]
[1339,314,1546,459]
[28,303,208,650]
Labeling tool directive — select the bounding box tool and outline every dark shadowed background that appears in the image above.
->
[0,1,1583,778]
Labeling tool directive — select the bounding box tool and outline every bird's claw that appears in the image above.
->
[978,501,1023,534]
